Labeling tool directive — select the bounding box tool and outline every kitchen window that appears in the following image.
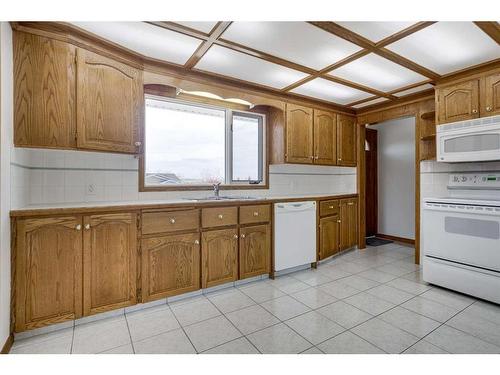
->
[142,95,266,190]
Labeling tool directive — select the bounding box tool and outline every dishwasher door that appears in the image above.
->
[274,201,317,272]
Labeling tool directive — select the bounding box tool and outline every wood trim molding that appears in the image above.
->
[376,233,416,245]
[1,334,13,354]
[184,22,232,69]
[474,21,500,44]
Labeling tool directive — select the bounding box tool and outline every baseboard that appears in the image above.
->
[1,334,13,354]
[376,233,415,245]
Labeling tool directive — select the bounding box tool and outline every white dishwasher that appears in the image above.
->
[274,201,317,272]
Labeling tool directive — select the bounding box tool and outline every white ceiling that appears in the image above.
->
[72,22,202,65]
[336,22,415,42]
[221,22,362,70]
[176,21,218,34]
[328,53,427,92]
[291,78,372,105]
[194,45,308,89]
[386,22,500,75]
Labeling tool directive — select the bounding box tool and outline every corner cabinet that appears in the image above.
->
[340,198,358,250]
[482,72,500,117]
[337,115,357,166]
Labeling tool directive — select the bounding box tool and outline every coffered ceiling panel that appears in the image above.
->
[221,22,362,70]
[336,22,415,42]
[291,78,372,105]
[394,83,435,97]
[386,22,500,75]
[175,21,219,34]
[328,53,427,92]
[352,97,390,108]
[194,45,309,89]
[72,22,202,65]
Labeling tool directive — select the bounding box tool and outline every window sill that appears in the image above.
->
[139,184,269,192]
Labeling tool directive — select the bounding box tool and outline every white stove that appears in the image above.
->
[423,172,500,304]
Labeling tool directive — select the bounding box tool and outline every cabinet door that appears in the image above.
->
[436,79,480,124]
[141,233,200,302]
[340,199,358,250]
[314,110,337,165]
[319,215,340,260]
[14,31,76,149]
[201,228,238,288]
[337,114,357,166]
[482,72,500,117]
[83,213,137,315]
[239,224,271,279]
[286,104,313,164]
[76,49,142,153]
[15,217,83,332]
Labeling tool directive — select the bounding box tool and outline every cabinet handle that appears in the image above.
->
[240,234,246,238]
[315,156,319,160]
[486,106,492,112]
[329,205,334,209]
[253,211,259,216]
[84,224,90,230]
[348,202,354,206]
[170,218,176,224]
[134,141,142,147]
[233,234,238,239]
[472,109,478,113]
[338,220,341,223]
[75,224,82,231]
[218,214,224,219]
[338,158,342,161]
[310,156,314,159]
[194,240,199,245]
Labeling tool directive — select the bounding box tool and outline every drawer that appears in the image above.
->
[202,206,238,228]
[240,204,271,224]
[142,209,199,235]
[320,200,340,217]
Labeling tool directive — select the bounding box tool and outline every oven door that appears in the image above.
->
[437,126,500,162]
[423,202,500,271]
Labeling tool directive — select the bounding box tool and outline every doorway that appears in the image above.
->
[365,128,378,238]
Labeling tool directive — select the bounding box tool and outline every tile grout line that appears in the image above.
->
[123,312,136,354]
[165,303,199,354]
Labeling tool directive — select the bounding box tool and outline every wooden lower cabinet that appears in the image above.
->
[340,199,358,250]
[201,228,238,288]
[141,232,200,302]
[83,213,137,316]
[15,216,83,332]
[319,215,340,260]
[239,224,271,279]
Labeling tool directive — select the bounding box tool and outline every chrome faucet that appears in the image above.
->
[213,182,221,198]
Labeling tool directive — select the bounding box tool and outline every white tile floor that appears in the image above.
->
[10,243,500,354]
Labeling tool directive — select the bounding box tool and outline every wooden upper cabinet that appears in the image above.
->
[76,49,142,154]
[14,31,76,149]
[239,224,271,279]
[15,216,83,332]
[340,198,358,251]
[436,79,480,124]
[83,213,137,315]
[482,72,500,117]
[314,110,337,165]
[286,104,314,164]
[201,228,238,288]
[141,233,200,302]
[319,215,340,260]
[337,115,357,166]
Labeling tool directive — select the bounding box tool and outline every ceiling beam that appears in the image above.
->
[321,75,397,99]
[184,21,232,69]
[146,21,209,40]
[474,21,500,44]
[376,21,436,47]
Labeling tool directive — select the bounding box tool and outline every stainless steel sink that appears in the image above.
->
[185,196,260,202]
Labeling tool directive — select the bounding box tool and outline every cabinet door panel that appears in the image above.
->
[337,115,357,166]
[201,228,238,288]
[83,213,137,315]
[239,224,270,279]
[15,217,82,332]
[76,49,142,153]
[314,110,337,165]
[142,233,200,302]
[437,79,479,124]
[286,104,313,164]
[319,215,340,260]
[482,73,500,117]
[14,31,76,149]
[340,199,358,251]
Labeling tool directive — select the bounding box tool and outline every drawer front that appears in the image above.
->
[202,207,238,228]
[320,200,340,217]
[142,209,199,235]
[239,204,271,224]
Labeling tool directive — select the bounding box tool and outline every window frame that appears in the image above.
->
[139,94,269,192]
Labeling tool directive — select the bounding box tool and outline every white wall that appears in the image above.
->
[369,117,415,240]
[0,22,13,347]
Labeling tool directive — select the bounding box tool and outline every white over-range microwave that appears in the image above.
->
[437,114,500,162]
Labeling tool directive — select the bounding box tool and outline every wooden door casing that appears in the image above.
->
[340,199,358,250]
[201,228,238,288]
[436,79,480,124]
[83,213,137,315]
[141,233,200,302]
[76,48,142,154]
[319,215,340,260]
[314,109,337,165]
[14,31,77,149]
[286,104,313,164]
[15,216,83,332]
[239,224,271,279]
[337,114,357,166]
[482,72,500,117]
[365,128,378,237]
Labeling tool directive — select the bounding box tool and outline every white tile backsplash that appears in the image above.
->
[10,148,357,208]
